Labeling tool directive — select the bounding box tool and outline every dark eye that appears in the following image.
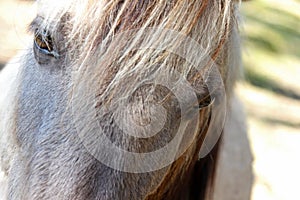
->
[34,30,58,57]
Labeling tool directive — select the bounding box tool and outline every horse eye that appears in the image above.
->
[34,30,56,57]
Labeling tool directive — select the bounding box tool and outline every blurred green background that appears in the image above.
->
[0,0,299,199]
[240,0,300,199]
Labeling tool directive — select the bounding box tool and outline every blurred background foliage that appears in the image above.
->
[242,0,300,100]
[240,0,300,199]
[0,0,299,199]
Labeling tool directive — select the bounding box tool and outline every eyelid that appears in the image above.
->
[28,16,44,34]
[34,40,60,58]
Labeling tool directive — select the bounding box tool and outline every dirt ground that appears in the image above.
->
[0,0,299,199]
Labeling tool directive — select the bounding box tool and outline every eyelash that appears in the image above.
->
[34,30,59,58]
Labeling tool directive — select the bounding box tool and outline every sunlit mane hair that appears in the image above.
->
[33,0,240,107]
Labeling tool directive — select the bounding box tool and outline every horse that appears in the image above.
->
[0,0,253,199]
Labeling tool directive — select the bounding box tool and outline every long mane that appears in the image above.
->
[34,0,239,105]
